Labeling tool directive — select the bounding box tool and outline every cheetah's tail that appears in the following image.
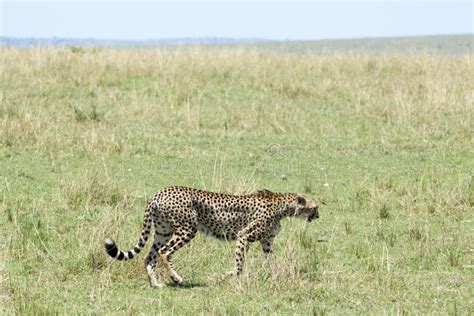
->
[104,200,157,261]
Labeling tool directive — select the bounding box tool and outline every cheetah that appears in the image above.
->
[104,186,319,287]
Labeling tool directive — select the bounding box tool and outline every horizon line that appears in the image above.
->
[2,33,473,43]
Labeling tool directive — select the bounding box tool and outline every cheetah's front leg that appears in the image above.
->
[227,219,267,277]
[260,238,278,279]
[220,235,251,281]
[233,235,250,275]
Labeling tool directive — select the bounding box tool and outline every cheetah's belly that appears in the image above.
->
[196,223,238,240]
[197,223,237,240]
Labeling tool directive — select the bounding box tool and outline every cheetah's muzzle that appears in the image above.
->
[307,206,319,223]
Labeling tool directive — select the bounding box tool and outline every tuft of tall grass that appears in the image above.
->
[62,172,131,209]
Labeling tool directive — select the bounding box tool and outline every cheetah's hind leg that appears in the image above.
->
[145,230,171,287]
[145,223,173,288]
[158,226,197,285]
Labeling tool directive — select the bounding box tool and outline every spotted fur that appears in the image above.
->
[104,186,319,287]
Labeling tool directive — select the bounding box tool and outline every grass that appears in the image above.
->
[252,34,473,55]
[1,45,473,314]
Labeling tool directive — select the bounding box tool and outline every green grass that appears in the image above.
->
[1,46,473,314]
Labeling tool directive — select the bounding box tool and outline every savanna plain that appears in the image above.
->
[1,40,473,314]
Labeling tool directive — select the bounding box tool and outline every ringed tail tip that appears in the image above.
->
[104,238,115,248]
[104,238,119,258]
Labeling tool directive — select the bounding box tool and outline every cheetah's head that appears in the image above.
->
[293,195,319,222]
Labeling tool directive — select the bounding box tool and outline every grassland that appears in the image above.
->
[1,45,473,314]
[252,34,473,55]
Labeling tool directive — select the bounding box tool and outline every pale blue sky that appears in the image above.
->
[1,1,473,40]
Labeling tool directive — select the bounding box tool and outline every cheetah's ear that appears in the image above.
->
[297,196,306,206]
